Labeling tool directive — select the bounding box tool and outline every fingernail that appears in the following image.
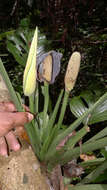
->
[14,144,20,151]
[27,112,34,121]
[0,151,8,157]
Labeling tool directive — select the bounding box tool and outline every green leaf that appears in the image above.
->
[65,125,89,149]
[6,28,50,67]
[69,96,87,118]
[79,158,105,168]
[0,58,22,111]
[7,32,28,52]
[37,111,49,128]
[62,138,107,165]
[45,92,107,162]
[7,41,26,66]
[39,90,64,160]
[69,89,107,125]
[93,170,107,183]
[67,184,107,190]
[80,159,107,184]
[86,127,107,143]
[0,30,15,40]
[101,148,107,159]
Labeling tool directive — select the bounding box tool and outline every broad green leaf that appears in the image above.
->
[70,89,107,124]
[6,28,50,67]
[7,33,28,52]
[0,30,15,40]
[7,41,26,66]
[69,96,87,118]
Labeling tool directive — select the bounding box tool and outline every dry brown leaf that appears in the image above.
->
[80,154,96,161]
[14,128,30,143]
[63,163,84,178]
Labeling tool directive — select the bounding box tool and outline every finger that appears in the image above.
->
[0,112,34,137]
[22,104,30,112]
[5,131,20,151]
[13,126,24,136]
[0,102,30,112]
[0,136,8,156]
[0,102,16,112]
[0,112,34,133]
[10,112,34,127]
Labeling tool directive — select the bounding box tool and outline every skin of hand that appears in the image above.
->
[0,102,34,156]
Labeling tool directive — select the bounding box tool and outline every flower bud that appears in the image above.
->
[65,52,81,92]
[23,27,38,96]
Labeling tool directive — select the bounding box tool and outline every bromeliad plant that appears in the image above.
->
[0,28,107,188]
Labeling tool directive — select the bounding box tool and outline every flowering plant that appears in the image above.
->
[0,28,107,189]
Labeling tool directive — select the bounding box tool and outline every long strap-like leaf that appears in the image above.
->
[46,92,107,161]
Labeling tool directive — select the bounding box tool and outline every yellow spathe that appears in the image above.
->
[23,27,38,96]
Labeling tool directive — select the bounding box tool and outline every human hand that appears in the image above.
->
[0,102,33,156]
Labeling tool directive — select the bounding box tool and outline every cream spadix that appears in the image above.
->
[42,54,52,82]
[65,52,81,92]
[23,27,38,96]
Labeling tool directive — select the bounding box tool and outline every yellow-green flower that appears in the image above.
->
[65,52,81,92]
[23,27,38,96]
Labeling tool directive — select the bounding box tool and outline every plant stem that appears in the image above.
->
[42,81,49,128]
[48,89,64,129]
[39,90,64,160]
[57,90,69,128]
[24,123,40,156]
[29,93,35,113]
[34,83,39,113]
[0,58,22,111]
[66,125,89,149]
